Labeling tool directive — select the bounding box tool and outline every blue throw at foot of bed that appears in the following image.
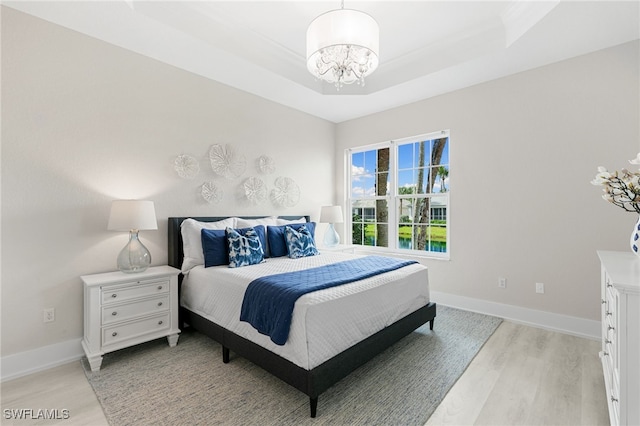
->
[240,255,418,345]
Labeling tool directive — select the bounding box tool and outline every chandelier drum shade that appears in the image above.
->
[306,5,379,89]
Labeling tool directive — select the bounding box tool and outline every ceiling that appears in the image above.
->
[5,1,639,123]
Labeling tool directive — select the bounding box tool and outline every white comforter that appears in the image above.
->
[181,252,429,370]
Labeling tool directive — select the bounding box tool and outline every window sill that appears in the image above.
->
[349,245,450,261]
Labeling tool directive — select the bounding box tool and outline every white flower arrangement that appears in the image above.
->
[591,153,640,214]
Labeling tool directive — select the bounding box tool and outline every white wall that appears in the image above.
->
[1,7,335,363]
[336,40,639,323]
[2,6,638,379]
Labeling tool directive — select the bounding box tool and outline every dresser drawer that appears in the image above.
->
[101,280,169,304]
[101,295,169,325]
[102,313,170,346]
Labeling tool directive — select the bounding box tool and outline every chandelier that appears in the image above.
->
[306,1,379,90]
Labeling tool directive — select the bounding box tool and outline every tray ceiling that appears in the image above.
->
[4,1,639,122]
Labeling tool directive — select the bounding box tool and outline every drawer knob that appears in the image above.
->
[111,311,117,316]
[608,326,615,331]
[601,299,606,304]
[605,339,611,344]
[611,396,618,403]
[157,302,163,307]
[157,286,163,290]
[606,311,612,316]
[158,320,163,325]
[112,332,118,337]
[603,351,609,356]
[606,283,612,288]
[111,294,117,298]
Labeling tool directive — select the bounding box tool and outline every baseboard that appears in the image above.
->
[431,291,600,340]
[0,294,600,382]
[1,338,84,382]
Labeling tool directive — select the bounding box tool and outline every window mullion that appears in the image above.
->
[388,141,398,249]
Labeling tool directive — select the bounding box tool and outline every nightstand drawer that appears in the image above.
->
[101,280,169,304]
[102,313,170,346]
[101,295,169,325]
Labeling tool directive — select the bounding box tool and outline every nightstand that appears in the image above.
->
[319,244,355,253]
[81,265,181,371]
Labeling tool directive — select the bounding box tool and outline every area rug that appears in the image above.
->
[82,306,502,426]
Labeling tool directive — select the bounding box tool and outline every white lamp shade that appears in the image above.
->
[320,205,344,224]
[306,8,379,73]
[108,200,158,231]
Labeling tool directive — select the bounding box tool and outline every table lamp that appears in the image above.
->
[107,200,157,273]
[320,205,343,248]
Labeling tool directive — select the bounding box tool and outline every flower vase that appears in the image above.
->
[631,215,640,257]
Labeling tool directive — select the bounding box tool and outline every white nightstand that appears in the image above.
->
[81,265,181,371]
[319,244,355,253]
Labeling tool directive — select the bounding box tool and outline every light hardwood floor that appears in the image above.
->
[1,321,608,425]
[1,362,108,425]
[427,321,609,426]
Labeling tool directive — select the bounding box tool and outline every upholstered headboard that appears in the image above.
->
[167,216,310,271]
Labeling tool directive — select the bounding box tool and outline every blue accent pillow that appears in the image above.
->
[202,226,266,267]
[226,227,265,268]
[267,222,316,257]
[285,225,319,259]
[201,228,228,267]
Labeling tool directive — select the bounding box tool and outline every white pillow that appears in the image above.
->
[236,216,280,228]
[276,217,307,225]
[180,217,236,273]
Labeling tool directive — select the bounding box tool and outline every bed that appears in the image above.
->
[168,215,436,417]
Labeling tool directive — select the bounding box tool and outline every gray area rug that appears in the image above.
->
[83,306,502,425]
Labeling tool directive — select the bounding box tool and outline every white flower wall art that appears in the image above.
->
[258,155,275,174]
[271,176,300,207]
[174,154,200,179]
[243,177,267,204]
[209,144,246,179]
[174,146,304,209]
[201,181,223,204]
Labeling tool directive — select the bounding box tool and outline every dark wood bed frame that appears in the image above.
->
[168,216,436,418]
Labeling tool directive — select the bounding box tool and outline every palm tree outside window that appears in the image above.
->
[348,130,450,258]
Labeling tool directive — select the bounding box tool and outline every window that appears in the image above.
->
[348,130,450,258]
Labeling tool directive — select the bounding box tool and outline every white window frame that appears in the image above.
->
[346,130,450,260]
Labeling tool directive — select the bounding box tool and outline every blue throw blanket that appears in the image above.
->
[240,256,418,345]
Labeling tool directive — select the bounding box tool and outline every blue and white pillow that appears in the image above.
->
[202,226,266,267]
[285,225,319,259]
[267,222,316,258]
[226,227,265,268]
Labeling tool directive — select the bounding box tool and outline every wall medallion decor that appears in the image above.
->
[174,154,200,179]
[271,176,300,207]
[201,181,223,204]
[243,177,267,204]
[209,144,246,179]
[258,155,275,174]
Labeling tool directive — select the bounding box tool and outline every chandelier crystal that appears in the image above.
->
[306,3,379,90]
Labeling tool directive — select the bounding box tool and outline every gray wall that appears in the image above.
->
[1,7,335,357]
[1,5,638,369]
[336,40,639,322]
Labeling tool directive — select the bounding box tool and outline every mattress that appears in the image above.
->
[180,252,430,370]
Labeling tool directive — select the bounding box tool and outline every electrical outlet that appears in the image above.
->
[536,282,545,294]
[498,277,507,289]
[43,308,55,323]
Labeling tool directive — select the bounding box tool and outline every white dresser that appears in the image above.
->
[81,265,181,371]
[597,251,640,426]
